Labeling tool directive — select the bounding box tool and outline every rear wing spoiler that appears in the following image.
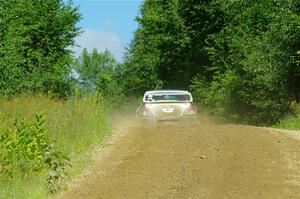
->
[143,92,193,103]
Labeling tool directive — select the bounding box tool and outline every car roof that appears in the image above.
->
[144,89,190,94]
[143,90,193,103]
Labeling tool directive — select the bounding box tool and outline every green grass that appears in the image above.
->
[274,114,300,130]
[0,95,111,198]
[274,103,300,131]
[0,174,48,199]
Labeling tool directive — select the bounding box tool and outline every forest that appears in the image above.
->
[121,0,300,125]
[1,0,299,124]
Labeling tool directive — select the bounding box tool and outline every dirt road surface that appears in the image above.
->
[57,117,300,199]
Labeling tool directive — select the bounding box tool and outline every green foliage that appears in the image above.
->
[73,48,125,106]
[0,113,70,193]
[190,0,300,124]
[275,115,300,130]
[0,114,46,176]
[137,0,191,88]
[275,103,300,130]
[0,0,81,98]
[121,0,224,93]
[0,95,110,197]
[122,0,299,124]
[45,147,71,194]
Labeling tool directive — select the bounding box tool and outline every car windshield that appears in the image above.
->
[145,94,191,102]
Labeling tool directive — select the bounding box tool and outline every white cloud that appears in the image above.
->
[104,19,112,26]
[71,29,125,62]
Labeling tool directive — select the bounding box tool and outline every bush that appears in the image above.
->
[190,68,290,125]
[0,113,70,193]
[0,95,110,197]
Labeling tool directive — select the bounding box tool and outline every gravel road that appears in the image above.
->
[57,117,300,199]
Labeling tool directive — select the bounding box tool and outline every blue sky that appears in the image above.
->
[71,0,143,61]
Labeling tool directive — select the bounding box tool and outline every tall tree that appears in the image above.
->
[73,48,123,104]
[123,0,300,124]
[0,0,81,97]
[191,0,300,124]
[122,0,224,93]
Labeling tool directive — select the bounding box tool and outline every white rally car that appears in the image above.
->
[136,90,197,121]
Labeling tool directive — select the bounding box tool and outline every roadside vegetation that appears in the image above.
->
[275,115,300,130]
[275,103,300,130]
[120,0,300,126]
[0,95,110,198]
[73,0,299,127]
[0,0,110,198]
